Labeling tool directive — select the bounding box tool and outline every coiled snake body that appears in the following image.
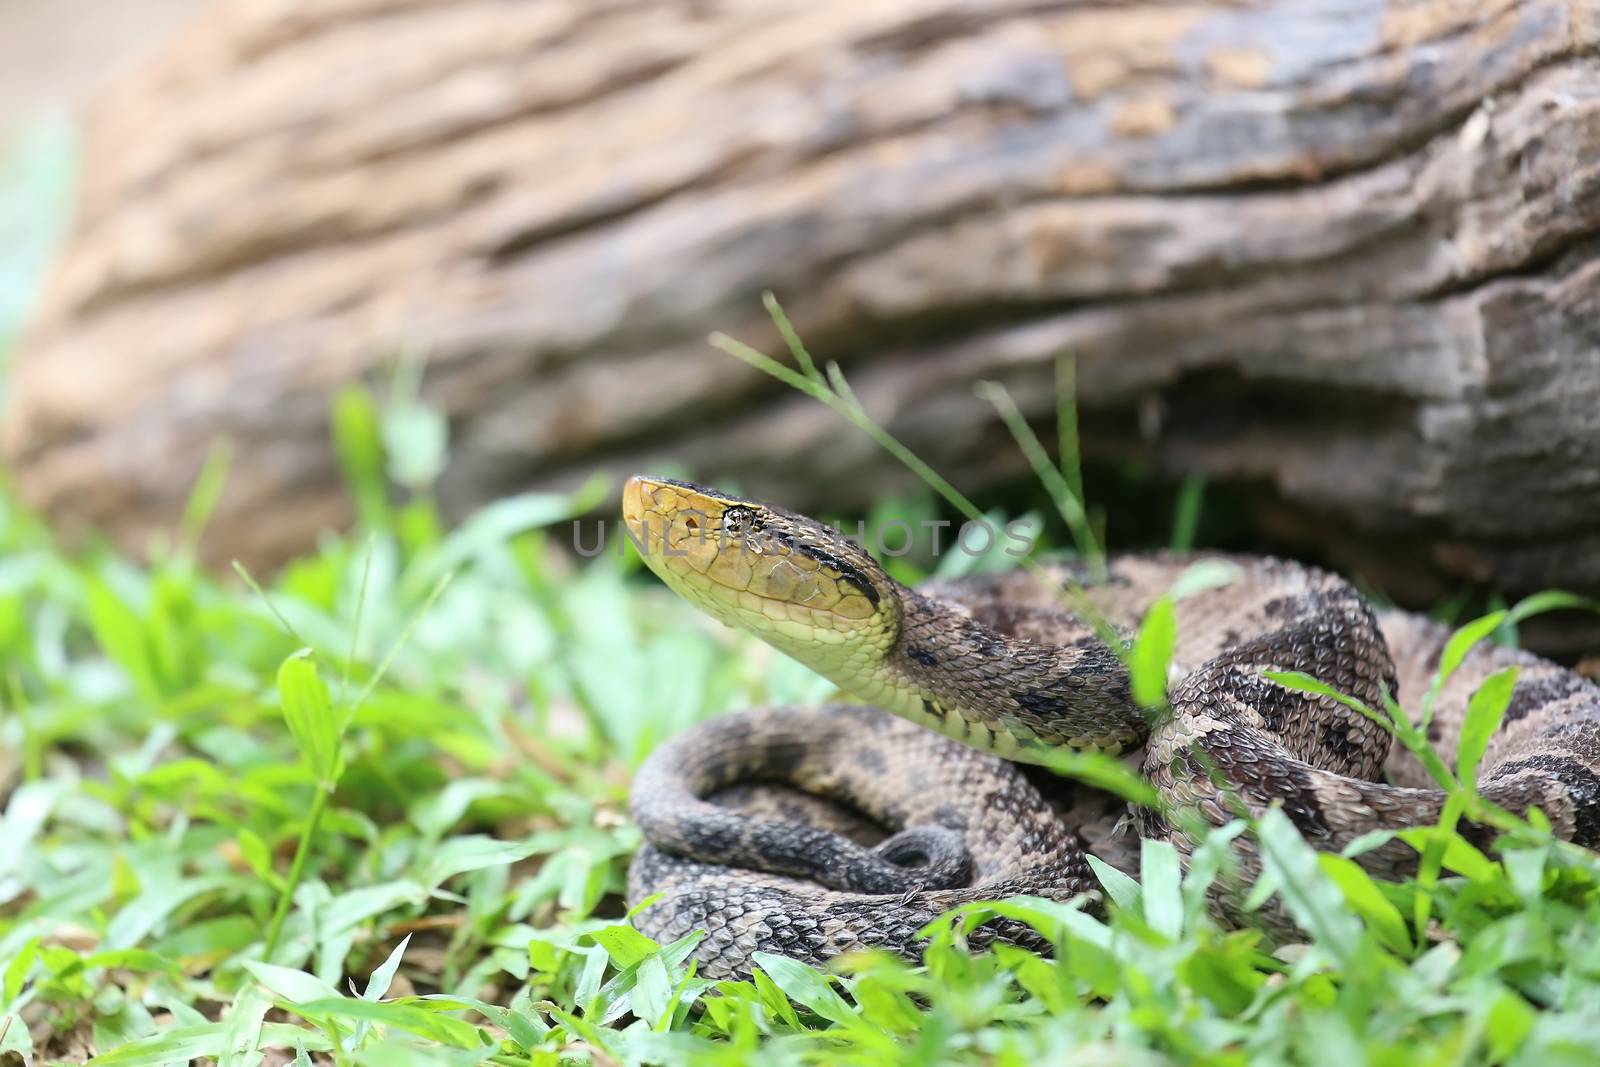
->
[622,477,1600,979]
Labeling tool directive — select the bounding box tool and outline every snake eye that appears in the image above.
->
[721,506,760,538]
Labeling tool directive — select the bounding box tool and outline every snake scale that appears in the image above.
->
[621,476,1600,979]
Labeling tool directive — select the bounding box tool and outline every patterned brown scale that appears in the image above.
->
[623,478,1600,978]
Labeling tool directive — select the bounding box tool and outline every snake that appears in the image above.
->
[620,476,1600,980]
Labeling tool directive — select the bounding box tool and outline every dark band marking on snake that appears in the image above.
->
[621,476,1600,979]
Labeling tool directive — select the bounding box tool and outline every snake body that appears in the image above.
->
[622,477,1600,979]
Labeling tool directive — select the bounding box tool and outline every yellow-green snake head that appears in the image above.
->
[623,476,902,693]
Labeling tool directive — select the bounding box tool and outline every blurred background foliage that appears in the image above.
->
[0,118,75,394]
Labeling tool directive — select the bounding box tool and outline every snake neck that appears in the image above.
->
[856,586,1148,763]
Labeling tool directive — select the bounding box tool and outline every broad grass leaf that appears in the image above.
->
[591,933,705,1026]
[1435,613,1506,685]
[104,876,224,952]
[216,985,270,1067]
[363,934,412,1001]
[1179,820,1248,920]
[408,780,511,843]
[382,401,449,492]
[420,995,548,1049]
[1340,828,1399,859]
[1177,938,1265,1016]
[0,782,61,894]
[1316,853,1411,954]
[0,1011,32,1061]
[557,850,611,918]
[1088,855,1142,912]
[84,577,161,704]
[736,966,800,1036]
[1457,914,1551,977]
[834,953,922,1033]
[3,939,39,1005]
[1130,596,1175,711]
[631,954,673,1028]
[1484,987,1536,1061]
[752,953,858,1028]
[0,594,22,658]
[151,916,259,965]
[244,961,342,1005]
[276,650,345,788]
[943,895,1102,951]
[1400,795,1473,936]
[1501,848,1546,906]
[1253,809,1363,960]
[573,947,607,1014]
[1457,666,1518,785]
[68,949,180,978]
[585,924,660,970]
[537,1002,620,1062]
[1141,838,1183,940]
[331,386,391,531]
[511,846,618,922]
[1168,558,1240,601]
[235,828,279,888]
[87,1023,332,1065]
[1396,827,1499,882]
[1042,749,1160,808]
[288,998,484,1048]
[320,882,429,940]
[419,836,541,891]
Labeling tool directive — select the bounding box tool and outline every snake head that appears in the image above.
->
[622,475,901,681]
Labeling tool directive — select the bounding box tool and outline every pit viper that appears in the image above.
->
[621,476,1600,979]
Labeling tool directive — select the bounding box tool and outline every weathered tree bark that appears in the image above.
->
[5,0,1600,617]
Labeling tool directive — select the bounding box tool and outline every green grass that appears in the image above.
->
[3,139,1600,1067]
[0,393,842,1064]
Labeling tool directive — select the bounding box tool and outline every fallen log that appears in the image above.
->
[4,0,1599,624]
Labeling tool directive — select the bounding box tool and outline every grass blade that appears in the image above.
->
[1130,597,1176,713]
[1457,666,1519,787]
